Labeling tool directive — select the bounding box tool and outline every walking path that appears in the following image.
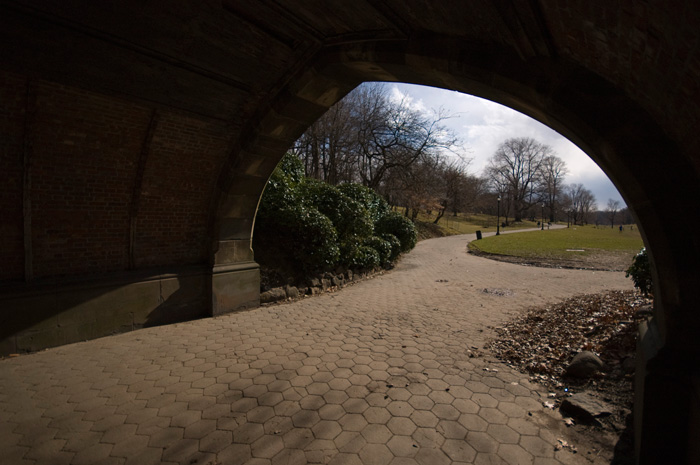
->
[0,232,633,465]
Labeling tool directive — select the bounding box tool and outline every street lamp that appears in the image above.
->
[496,195,501,236]
[541,203,545,230]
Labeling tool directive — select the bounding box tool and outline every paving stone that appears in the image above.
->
[415,447,451,465]
[360,423,392,444]
[468,431,500,453]
[444,438,478,462]
[409,410,439,428]
[520,435,555,458]
[499,443,534,465]
[363,406,391,424]
[251,434,284,458]
[488,424,521,444]
[358,443,394,465]
[200,429,232,453]
[70,442,114,465]
[183,419,216,439]
[338,414,368,432]
[387,417,418,436]
[436,420,467,439]
[479,407,509,424]
[109,433,150,458]
[334,431,367,453]
[458,413,488,432]
[271,448,307,465]
[283,427,314,449]
[412,427,445,448]
[387,435,419,457]
[0,233,631,465]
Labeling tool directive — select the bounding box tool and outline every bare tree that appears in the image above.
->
[485,137,552,222]
[540,155,568,222]
[293,83,465,200]
[485,163,513,225]
[292,97,356,184]
[353,85,462,190]
[606,198,621,228]
[567,183,597,225]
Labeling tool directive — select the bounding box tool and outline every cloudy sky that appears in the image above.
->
[389,82,625,207]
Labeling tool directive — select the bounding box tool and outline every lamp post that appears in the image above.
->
[541,203,545,230]
[496,195,501,236]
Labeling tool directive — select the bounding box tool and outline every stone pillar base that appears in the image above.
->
[636,318,700,465]
[211,261,260,316]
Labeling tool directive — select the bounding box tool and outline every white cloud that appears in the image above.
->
[388,83,625,205]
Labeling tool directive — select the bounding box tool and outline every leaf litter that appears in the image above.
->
[485,290,652,461]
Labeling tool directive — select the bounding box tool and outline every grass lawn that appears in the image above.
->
[413,210,541,235]
[468,225,643,261]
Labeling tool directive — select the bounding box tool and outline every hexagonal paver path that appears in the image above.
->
[0,232,632,464]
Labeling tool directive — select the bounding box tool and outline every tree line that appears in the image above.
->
[292,83,625,227]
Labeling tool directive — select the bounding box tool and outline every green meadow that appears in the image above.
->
[468,225,643,260]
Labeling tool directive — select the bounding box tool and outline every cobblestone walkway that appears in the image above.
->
[0,232,633,465]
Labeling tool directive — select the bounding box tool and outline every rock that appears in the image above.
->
[308,278,321,288]
[565,351,605,378]
[332,276,342,287]
[635,305,653,318]
[321,278,331,290]
[560,393,612,424]
[260,287,286,303]
[346,270,354,281]
[285,285,299,299]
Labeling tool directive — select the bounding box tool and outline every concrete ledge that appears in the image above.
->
[0,266,210,356]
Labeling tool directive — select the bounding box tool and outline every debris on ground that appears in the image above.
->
[486,289,652,461]
[486,290,651,397]
[565,350,606,378]
[560,393,614,426]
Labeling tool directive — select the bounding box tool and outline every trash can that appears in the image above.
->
[476,230,482,240]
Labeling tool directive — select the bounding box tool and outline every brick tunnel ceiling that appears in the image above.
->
[4,1,698,138]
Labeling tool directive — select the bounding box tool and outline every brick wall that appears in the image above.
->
[29,81,151,278]
[0,71,26,281]
[0,70,234,281]
[133,111,231,268]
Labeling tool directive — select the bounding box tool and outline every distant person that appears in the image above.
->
[619,225,623,232]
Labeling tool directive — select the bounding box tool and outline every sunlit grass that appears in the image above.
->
[407,209,541,235]
[468,224,643,259]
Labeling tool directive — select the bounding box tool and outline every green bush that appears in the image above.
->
[380,233,402,262]
[256,204,339,273]
[254,153,418,276]
[299,180,373,242]
[364,236,393,264]
[337,183,390,224]
[376,211,417,253]
[626,247,653,297]
[343,244,381,270]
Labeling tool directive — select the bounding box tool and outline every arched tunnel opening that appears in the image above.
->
[2,3,700,463]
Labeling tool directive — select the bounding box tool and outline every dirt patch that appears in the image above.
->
[485,290,652,464]
[415,220,450,241]
[470,248,634,272]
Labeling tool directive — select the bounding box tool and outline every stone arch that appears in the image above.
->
[212,37,700,463]
[215,36,692,341]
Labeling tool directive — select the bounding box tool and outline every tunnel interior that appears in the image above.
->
[1,2,700,463]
